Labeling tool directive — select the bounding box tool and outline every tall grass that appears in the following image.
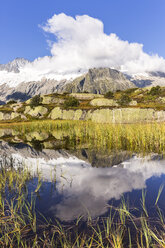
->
[4,120,165,154]
[1,120,165,246]
[0,157,165,247]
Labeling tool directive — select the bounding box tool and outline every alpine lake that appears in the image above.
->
[1,120,165,247]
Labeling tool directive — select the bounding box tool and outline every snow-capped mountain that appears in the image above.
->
[0,58,29,73]
[128,72,165,88]
[0,58,165,103]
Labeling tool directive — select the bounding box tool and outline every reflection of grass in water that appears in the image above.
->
[4,120,165,154]
[0,159,165,247]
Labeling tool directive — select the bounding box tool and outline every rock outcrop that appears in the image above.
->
[90,98,119,107]
[48,107,165,124]
[24,106,48,118]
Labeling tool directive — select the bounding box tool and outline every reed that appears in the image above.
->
[1,121,165,246]
[0,162,165,247]
[5,120,165,154]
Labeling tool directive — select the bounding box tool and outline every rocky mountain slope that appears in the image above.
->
[0,65,135,102]
[0,58,165,102]
[0,78,68,103]
[59,68,135,94]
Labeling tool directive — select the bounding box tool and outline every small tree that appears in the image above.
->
[104,91,114,99]
[118,94,131,106]
[30,95,42,107]
[64,97,79,108]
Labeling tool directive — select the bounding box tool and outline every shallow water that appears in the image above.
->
[1,124,165,246]
[1,139,165,224]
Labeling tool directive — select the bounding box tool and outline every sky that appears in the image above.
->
[0,0,165,64]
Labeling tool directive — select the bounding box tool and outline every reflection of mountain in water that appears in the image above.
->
[0,141,165,221]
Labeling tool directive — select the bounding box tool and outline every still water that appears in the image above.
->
[0,138,165,223]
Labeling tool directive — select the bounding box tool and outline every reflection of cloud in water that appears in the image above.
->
[8,153,165,221]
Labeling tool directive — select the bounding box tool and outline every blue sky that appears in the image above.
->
[0,0,165,64]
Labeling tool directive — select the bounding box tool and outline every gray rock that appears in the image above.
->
[60,68,136,94]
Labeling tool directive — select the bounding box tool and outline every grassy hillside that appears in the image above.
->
[0,86,165,123]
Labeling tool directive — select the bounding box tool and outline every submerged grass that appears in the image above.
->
[0,158,165,247]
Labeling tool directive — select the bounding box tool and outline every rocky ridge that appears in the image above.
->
[0,58,29,73]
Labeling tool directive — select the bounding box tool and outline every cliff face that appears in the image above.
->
[59,68,136,94]
[48,107,165,124]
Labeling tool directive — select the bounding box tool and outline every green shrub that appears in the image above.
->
[64,97,79,108]
[118,94,131,106]
[148,86,161,96]
[30,95,42,107]
[104,91,114,99]
[144,94,157,101]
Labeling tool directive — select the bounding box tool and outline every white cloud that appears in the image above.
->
[1,13,165,86]
[40,13,165,74]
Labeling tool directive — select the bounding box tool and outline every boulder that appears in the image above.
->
[49,107,63,120]
[70,93,103,100]
[42,96,65,105]
[62,110,75,120]
[90,98,118,107]
[25,106,48,117]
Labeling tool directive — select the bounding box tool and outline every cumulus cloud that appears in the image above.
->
[40,13,165,74]
[1,13,165,86]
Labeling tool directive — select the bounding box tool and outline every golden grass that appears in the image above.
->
[0,120,165,246]
[2,120,165,154]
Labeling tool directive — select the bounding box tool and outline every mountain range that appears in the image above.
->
[0,58,165,103]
